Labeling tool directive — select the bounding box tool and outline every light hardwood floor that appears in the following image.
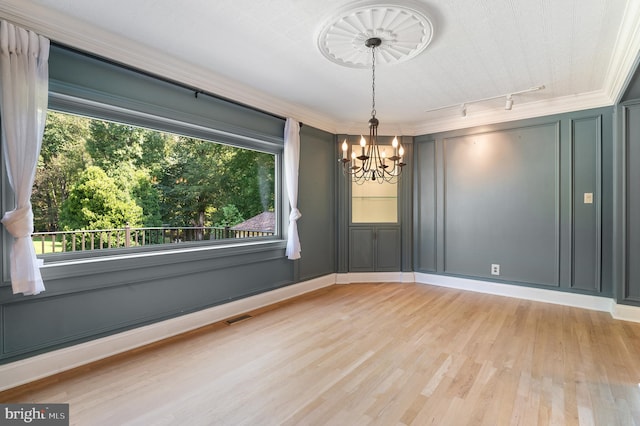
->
[2,283,640,425]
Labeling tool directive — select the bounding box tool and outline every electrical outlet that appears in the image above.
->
[491,264,500,276]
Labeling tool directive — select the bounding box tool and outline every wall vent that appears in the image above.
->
[225,314,253,325]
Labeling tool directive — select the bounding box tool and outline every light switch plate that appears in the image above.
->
[584,193,593,204]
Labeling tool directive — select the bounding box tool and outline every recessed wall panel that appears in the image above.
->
[298,127,335,280]
[416,141,436,271]
[443,124,560,286]
[376,227,401,271]
[2,256,292,357]
[572,117,601,291]
[349,228,374,271]
[626,105,640,301]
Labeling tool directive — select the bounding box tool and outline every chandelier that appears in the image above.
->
[339,37,405,184]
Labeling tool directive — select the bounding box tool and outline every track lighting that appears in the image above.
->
[425,85,545,117]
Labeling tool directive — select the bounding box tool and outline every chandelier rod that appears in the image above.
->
[371,42,376,119]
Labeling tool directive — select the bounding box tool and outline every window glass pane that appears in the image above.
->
[351,144,398,223]
[32,111,276,255]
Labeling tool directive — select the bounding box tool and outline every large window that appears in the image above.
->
[32,110,276,256]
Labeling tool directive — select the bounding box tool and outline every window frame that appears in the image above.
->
[33,94,283,262]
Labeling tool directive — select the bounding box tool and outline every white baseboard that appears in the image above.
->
[330,272,640,323]
[414,272,614,312]
[336,271,415,284]
[611,303,640,323]
[414,273,640,323]
[0,274,336,393]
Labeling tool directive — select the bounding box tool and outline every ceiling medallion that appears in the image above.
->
[316,1,434,68]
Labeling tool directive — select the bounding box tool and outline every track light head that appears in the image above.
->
[505,95,513,110]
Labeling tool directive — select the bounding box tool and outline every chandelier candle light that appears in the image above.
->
[340,37,405,184]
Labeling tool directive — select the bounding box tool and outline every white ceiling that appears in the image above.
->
[1,0,640,135]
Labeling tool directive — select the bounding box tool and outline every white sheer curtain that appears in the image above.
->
[0,21,49,295]
[284,118,301,260]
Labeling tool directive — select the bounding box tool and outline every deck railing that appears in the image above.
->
[32,225,274,254]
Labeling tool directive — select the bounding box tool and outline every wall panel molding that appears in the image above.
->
[622,103,640,302]
[570,115,602,291]
[414,139,437,272]
[440,122,561,286]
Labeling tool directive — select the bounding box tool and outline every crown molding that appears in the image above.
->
[0,0,339,134]
[1,0,638,137]
[604,0,640,104]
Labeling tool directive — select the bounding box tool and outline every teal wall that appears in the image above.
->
[414,107,614,296]
[0,40,636,366]
[0,46,336,364]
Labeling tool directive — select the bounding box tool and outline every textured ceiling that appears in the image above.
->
[1,0,639,135]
